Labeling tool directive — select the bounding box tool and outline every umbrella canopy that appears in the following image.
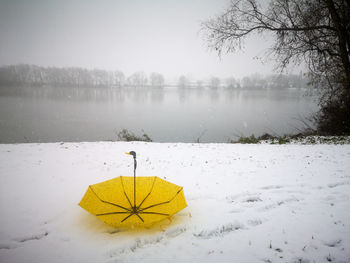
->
[79,152,187,228]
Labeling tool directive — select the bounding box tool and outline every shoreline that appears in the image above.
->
[1,134,350,145]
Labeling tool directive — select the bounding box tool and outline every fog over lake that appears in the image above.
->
[0,86,318,143]
[0,0,318,144]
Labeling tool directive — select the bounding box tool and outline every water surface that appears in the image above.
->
[0,86,318,143]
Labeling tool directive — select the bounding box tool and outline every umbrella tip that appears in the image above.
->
[126,151,136,158]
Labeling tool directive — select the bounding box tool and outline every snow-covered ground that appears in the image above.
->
[0,142,349,263]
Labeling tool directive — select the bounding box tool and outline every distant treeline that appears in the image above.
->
[0,64,127,87]
[0,64,309,89]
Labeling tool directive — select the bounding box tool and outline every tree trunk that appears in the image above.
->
[325,0,350,90]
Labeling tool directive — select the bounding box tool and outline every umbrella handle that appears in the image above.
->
[133,156,137,208]
[125,151,137,208]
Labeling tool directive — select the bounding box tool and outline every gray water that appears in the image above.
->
[0,86,318,143]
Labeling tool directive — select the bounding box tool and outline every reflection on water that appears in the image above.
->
[0,86,318,143]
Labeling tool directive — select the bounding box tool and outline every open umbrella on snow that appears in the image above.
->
[79,151,187,228]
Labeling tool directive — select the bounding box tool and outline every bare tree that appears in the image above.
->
[127,71,148,87]
[210,77,221,89]
[202,0,350,134]
[149,72,165,88]
[241,76,253,89]
[196,80,204,88]
[111,71,125,87]
[178,75,189,88]
[0,65,129,88]
[225,77,237,89]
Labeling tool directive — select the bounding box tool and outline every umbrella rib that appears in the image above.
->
[135,213,145,222]
[96,211,130,216]
[140,211,169,216]
[121,213,134,222]
[136,176,157,210]
[139,188,183,212]
[89,186,131,211]
[120,177,133,208]
[139,201,169,211]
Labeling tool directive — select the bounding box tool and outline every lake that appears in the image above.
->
[0,86,318,143]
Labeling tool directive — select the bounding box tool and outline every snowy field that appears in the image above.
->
[0,142,350,263]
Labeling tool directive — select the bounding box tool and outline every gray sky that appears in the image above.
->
[0,0,277,80]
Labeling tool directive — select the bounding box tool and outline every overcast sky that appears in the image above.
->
[0,0,279,80]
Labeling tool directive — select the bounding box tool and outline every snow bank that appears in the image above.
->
[0,142,349,263]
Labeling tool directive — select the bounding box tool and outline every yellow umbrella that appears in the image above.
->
[79,151,187,228]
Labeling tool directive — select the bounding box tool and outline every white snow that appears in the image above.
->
[0,142,350,263]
